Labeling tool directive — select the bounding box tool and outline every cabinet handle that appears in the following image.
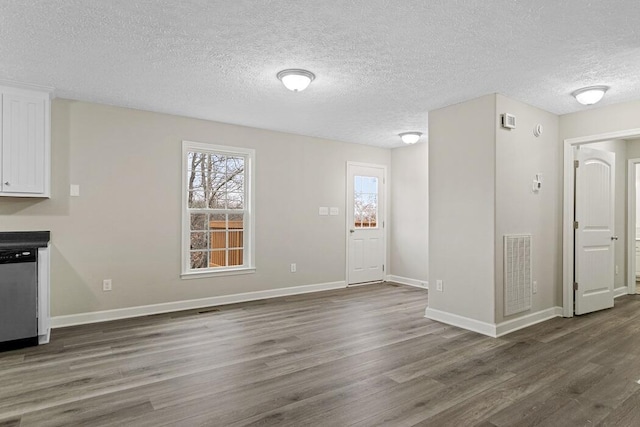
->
[3,182,9,186]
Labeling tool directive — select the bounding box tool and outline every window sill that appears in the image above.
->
[181,267,256,280]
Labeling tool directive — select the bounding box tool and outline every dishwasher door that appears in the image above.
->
[0,250,38,345]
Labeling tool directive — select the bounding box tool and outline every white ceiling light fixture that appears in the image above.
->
[571,85,609,105]
[399,132,422,144]
[277,69,315,92]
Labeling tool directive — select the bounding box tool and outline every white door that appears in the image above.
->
[1,92,46,194]
[574,146,615,315]
[347,163,385,285]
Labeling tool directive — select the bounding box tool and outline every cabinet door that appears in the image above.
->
[2,93,46,194]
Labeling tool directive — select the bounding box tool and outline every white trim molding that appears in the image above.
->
[614,286,628,298]
[386,275,428,289]
[52,281,346,329]
[425,307,497,337]
[627,158,640,295]
[425,306,563,338]
[495,307,563,337]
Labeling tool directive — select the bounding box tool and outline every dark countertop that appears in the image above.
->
[0,231,50,249]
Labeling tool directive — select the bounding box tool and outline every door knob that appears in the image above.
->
[350,229,355,234]
[3,182,9,186]
[611,236,619,240]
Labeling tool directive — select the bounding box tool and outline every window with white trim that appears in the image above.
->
[182,141,255,277]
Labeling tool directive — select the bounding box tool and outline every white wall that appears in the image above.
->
[560,100,640,140]
[428,94,496,324]
[390,142,428,284]
[494,94,560,323]
[0,99,391,317]
[636,162,640,240]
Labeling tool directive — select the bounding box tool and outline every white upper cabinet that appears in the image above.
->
[0,84,52,197]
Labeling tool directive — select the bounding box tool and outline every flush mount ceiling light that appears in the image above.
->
[399,132,422,144]
[571,85,609,105]
[277,69,315,92]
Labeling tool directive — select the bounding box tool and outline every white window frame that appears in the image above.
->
[181,140,256,279]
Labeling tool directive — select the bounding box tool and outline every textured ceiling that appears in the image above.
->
[1,1,639,148]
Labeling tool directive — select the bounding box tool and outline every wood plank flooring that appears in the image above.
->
[2,283,640,426]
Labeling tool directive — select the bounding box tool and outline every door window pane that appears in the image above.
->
[354,175,378,228]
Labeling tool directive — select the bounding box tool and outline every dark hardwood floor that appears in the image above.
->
[1,283,640,426]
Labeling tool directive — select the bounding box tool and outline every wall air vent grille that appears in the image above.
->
[504,234,532,316]
[501,113,516,129]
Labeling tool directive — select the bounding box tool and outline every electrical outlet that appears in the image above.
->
[436,280,443,292]
[102,279,112,292]
[615,265,619,275]
[290,263,296,273]
[533,281,538,294]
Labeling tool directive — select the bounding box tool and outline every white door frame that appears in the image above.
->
[345,161,389,286]
[627,158,640,295]
[563,128,640,317]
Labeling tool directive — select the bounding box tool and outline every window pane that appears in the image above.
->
[228,249,243,266]
[190,232,208,250]
[354,176,378,229]
[208,194,226,209]
[227,193,244,209]
[190,213,207,230]
[228,214,244,229]
[209,214,226,230]
[227,173,244,192]
[208,173,224,192]
[188,191,206,208]
[187,152,205,172]
[210,231,226,249]
[226,157,244,175]
[228,231,243,248]
[362,176,378,193]
[187,170,204,190]
[190,251,208,269]
[209,250,227,267]
[354,176,362,193]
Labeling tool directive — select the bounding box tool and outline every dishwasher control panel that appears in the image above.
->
[0,249,37,264]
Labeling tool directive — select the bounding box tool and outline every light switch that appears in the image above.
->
[329,207,339,216]
[319,207,329,216]
[70,184,80,197]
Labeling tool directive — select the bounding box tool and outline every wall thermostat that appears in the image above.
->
[501,113,516,129]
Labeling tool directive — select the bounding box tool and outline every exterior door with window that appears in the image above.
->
[347,163,386,285]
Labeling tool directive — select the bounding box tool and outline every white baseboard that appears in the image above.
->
[424,307,497,337]
[495,307,563,337]
[347,280,384,287]
[614,286,628,298]
[425,306,563,338]
[51,281,346,328]
[386,275,428,290]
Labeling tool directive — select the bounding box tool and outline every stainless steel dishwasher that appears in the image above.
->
[0,248,38,350]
